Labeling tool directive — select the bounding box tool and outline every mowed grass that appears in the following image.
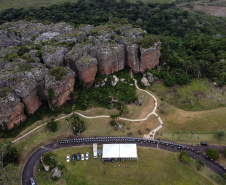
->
[151,79,226,111]
[35,146,214,185]
[154,103,226,145]
[157,105,226,134]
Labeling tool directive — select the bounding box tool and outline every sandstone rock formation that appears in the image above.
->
[76,55,97,89]
[45,67,75,110]
[42,46,68,68]
[127,44,140,73]
[140,42,161,73]
[0,21,161,129]
[90,43,125,75]
[0,91,26,130]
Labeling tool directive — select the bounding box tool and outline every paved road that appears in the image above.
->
[22,137,226,185]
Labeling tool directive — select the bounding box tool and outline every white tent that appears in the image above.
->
[102,144,138,159]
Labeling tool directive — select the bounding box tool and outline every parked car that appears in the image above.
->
[71,154,75,162]
[201,142,208,146]
[30,178,36,185]
[86,152,89,160]
[77,153,80,161]
[81,154,85,161]
[66,154,70,162]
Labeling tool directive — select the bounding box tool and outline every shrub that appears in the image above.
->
[49,66,67,81]
[196,159,205,170]
[159,102,168,114]
[71,113,85,135]
[0,87,12,98]
[18,46,29,56]
[47,119,58,132]
[136,35,159,49]
[214,130,225,140]
[206,148,219,160]
[179,151,194,163]
[110,120,116,126]
[43,153,56,170]
[3,145,19,167]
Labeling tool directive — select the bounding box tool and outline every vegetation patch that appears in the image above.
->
[49,66,67,81]
[151,79,226,111]
[0,87,12,98]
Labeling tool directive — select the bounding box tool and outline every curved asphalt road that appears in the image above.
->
[22,138,226,185]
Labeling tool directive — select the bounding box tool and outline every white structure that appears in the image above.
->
[93,143,97,158]
[102,144,138,160]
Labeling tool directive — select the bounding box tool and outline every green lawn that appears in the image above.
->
[36,146,215,185]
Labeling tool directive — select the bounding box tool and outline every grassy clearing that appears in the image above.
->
[80,115,160,138]
[0,0,77,11]
[125,89,155,119]
[154,103,226,145]
[0,0,176,11]
[151,79,226,111]
[157,105,226,134]
[35,146,214,185]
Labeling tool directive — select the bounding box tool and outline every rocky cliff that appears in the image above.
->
[0,21,161,129]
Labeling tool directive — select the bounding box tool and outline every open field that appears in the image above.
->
[155,103,226,145]
[0,0,77,11]
[151,79,226,111]
[35,146,215,185]
[0,0,175,11]
[176,0,226,17]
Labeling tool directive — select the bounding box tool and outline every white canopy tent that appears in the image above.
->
[102,144,138,160]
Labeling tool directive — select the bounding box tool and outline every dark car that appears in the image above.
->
[71,154,75,162]
[77,153,80,161]
[201,142,208,146]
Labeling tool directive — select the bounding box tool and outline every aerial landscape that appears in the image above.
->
[0,0,225,184]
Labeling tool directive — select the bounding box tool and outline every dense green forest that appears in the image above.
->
[0,0,225,86]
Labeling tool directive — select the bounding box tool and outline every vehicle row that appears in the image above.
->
[205,155,226,171]
[66,152,89,162]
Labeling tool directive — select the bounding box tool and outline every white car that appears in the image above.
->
[81,154,84,161]
[85,152,89,160]
[66,154,70,162]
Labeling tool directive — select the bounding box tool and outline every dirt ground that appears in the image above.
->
[177,0,226,17]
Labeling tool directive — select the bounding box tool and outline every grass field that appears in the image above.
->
[35,146,216,185]
[155,103,226,145]
[0,0,77,11]
[0,0,175,11]
[151,79,226,111]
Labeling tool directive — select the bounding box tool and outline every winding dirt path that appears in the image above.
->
[12,72,163,143]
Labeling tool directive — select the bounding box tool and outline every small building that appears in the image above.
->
[102,144,138,161]
[135,100,142,106]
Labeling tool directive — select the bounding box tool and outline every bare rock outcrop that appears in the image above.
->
[0,62,43,115]
[65,43,92,75]
[0,91,26,130]
[90,43,125,75]
[42,46,68,68]
[140,42,161,73]
[76,55,97,89]
[45,67,75,110]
